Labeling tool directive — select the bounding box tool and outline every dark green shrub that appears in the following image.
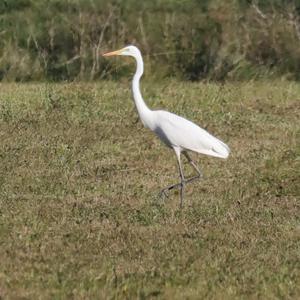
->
[0,0,300,81]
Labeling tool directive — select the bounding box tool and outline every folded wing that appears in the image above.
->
[153,110,230,159]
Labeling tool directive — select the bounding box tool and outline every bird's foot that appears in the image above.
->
[158,188,169,200]
[159,182,183,198]
[158,174,202,203]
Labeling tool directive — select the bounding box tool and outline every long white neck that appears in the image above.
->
[132,53,153,128]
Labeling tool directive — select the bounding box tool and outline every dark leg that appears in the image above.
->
[177,153,185,208]
[183,152,203,179]
[159,151,203,202]
[159,149,185,206]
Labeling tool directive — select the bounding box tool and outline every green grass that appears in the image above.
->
[0,80,299,299]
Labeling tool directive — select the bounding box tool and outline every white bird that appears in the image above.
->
[103,45,230,206]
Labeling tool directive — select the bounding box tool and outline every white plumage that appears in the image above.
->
[151,110,230,158]
[103,45,230,206]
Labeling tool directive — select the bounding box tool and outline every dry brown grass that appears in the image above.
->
[0,80,299,299]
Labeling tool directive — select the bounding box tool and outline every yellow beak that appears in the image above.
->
[102,48,124,57]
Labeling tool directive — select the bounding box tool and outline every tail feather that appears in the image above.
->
[211,137,230,159]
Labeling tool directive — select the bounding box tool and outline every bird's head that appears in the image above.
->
[102,45,141,58]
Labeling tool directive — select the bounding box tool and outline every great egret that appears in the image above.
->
[103,45,230,206]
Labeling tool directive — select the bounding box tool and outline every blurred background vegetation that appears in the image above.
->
[1,0,300,81]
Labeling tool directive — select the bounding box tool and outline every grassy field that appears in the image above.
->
[0,80,299,299]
